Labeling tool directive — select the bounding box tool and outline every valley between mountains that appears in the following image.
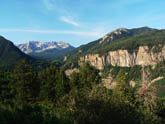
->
[1,26,165,123]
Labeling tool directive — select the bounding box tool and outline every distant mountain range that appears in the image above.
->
[17,41,75,60]
[0,26,163,69]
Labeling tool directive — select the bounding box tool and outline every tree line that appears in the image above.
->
[0,60,165,124]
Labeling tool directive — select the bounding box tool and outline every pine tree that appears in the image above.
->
[78,62,101,89]
[13,59,39,103]
[39,65,69,103]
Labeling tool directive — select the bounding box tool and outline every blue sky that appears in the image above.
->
[0,0,165,47]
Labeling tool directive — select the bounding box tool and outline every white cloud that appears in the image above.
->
[60,16,80,27]
[42,0,80,27]
[0,28,103,37]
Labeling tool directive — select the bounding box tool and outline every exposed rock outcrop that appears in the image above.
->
[99,28,131,44]
[65,68,79,77]
[80,45,165,69]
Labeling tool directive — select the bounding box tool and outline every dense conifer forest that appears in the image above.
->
[0,60,165,124]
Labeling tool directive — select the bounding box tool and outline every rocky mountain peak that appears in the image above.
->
[99,27,155,44]
[99,27,130,44]
[17,41,73,54]
[112,27,129,34]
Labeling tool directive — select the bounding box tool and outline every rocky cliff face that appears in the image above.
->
[79,45,165,69]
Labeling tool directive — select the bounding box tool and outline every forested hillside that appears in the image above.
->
[0,36,34,68]
[65,27,157,64]
[0,60,165,124]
